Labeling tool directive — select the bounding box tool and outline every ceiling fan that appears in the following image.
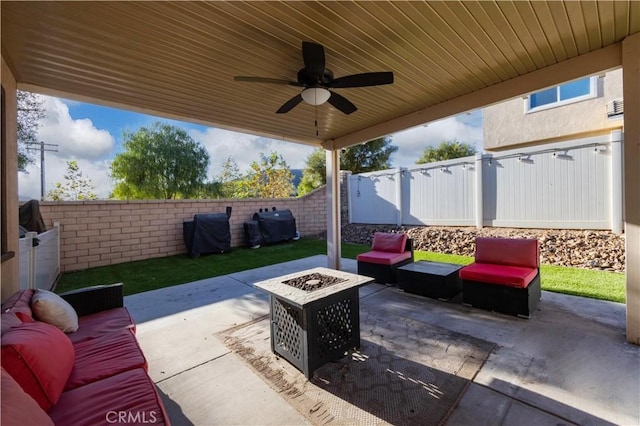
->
[234,41,393,115]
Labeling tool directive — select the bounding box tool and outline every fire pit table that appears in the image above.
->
[254,267,374,379]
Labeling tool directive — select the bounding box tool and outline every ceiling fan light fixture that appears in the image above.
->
[301,87,331,105]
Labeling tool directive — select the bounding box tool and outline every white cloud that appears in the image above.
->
[18,98,484,200]
[188,128,316,178]
[390,112,483,168]
[19,158,113,200]
[188,111,484,178]
[37,97,115,160]
[19,96,116,200]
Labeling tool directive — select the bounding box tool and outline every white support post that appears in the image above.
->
[326,149,341,270]
[622,32,640,345]
[610,130,624,234]
[475,153,484,229]
[395,167,403,226]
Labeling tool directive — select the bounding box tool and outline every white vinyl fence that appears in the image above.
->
[19,223,60,291]
[348,132,623,232]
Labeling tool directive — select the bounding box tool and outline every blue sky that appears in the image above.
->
[18,96,483,200]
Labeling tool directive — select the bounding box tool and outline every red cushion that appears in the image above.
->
[371,232,408,253]
[459,262,538,288]
[65,329,147,391]
[475,237,539,269]
[50,369,169,426]
[67,307,135,345]
[357,250,412,266]
[1,289,35,320]
[1,313,23,336]
[1,321,75,410]
[1,368,54,426]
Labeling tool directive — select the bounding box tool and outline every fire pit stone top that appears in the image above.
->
[254,267,374,308]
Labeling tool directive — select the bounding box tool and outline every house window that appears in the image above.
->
[527,76,597,112]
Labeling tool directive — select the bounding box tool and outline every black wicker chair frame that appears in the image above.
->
[357,238,414,285]
[462,272,541,319]
[60,283,124,317]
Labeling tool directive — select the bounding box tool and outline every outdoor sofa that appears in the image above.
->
[459,237,541,318]
[1,284,169,425]
[357,232,414,284]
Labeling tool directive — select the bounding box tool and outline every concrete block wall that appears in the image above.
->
[38,189,326,272]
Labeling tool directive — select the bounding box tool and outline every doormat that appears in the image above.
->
[219,307,495,425]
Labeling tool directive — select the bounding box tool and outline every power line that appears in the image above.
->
[25,142,58,200]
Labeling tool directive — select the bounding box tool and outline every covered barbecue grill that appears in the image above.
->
[244,208,297,247]
[183,207,232,257]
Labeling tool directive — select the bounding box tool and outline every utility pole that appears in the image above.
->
[25,142,58,200]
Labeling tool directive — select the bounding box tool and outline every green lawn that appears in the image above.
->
[56,239,369,296]
[56,238,625,303]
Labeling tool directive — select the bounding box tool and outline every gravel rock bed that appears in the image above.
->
[334,224,625,272]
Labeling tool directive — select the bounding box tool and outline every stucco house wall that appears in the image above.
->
[483,69,623,150]
[1,55,20,301]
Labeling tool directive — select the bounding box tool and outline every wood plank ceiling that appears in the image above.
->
[2,1,638,148]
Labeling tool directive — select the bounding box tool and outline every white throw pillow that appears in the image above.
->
[31,289,79,333]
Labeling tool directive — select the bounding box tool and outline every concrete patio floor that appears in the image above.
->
[125,255,639,426]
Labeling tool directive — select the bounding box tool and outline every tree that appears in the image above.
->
[48,160,97,201]
[236,152,295,198]
[194,181,223,199]
[296,137,398,195]
[110,122,209,199]
[216,156,241,198]
[341,137,398,174]
[416,139,477,164]
[17,91,47,172]
[297,149,326,196]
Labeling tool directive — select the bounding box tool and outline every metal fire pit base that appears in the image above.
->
[270,288,360,379]
[254,267,373,379]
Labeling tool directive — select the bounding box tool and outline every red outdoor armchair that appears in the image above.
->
[357,232,414,284]
[459,237,541,318]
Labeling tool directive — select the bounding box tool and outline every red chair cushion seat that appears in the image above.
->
[371,232,408,253]
[357,250,412,266]
[65,329,147,391]
[49,369,169,426]
[459,263,538,288]
[67,308,135,345]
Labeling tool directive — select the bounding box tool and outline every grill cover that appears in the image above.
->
[19,200,47,234]
[248,209,297,245]
[183,207,232,257]
[243,220,263,248]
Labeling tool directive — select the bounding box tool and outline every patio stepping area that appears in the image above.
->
[124,255,639,425]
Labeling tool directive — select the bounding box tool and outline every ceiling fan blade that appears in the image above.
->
[302,41,325,77]
[328,91,357,115]
[276,94,303,114]
[328,72,394,88]
[234,76,300,86]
